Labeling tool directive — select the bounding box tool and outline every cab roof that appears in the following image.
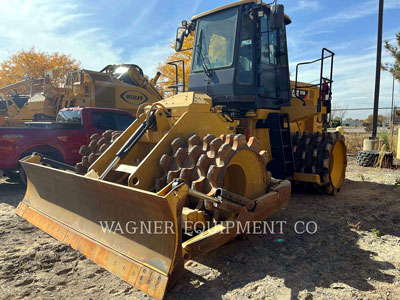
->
[191,0,291,25]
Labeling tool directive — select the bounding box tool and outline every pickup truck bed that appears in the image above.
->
[0,107,134,174]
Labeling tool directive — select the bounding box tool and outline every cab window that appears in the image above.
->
[236,12,253,84]
[192,8,238,71]
[57,110,82,123]
[260,13,288,66]
[91,111,116,129]
[114,114,134,130]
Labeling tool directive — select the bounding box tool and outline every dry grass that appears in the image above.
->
[344,130,398,156]
[344,132,369,154]
[380,131,398,157]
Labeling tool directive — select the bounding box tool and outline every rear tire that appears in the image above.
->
[292,131,347,195]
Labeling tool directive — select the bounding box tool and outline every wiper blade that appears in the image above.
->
[196,48,211,77]
[197,29,211,77]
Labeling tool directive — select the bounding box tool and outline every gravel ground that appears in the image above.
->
[0,157,399,300]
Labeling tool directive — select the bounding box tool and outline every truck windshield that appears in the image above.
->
[56,110,82,123]
[192,8,238,71]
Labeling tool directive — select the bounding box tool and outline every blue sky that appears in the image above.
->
[0,0,399,118]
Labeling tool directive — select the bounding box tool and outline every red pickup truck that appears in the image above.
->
[0,107,134,179]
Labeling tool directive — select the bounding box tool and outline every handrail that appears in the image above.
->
[294,48,335,106]
[167,60,185,94]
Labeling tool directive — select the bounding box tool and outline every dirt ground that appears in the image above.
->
[1,157,399,300]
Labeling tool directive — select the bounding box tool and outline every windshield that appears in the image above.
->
[56,110,82,123]
[192,8,238,72]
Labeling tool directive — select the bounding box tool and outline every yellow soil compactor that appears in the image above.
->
[16,1,347,299]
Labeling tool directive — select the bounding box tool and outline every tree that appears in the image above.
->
[0,47,80,90]
[158,34,194,96]
[330,103,348,123]
[382,32,400,81]
[364,114,386,126]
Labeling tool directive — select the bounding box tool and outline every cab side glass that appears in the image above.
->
[260,13,288,66]
[92,111,116,130]
[260,14,277,64]
[114,114,134,131]
[236,12,254,85]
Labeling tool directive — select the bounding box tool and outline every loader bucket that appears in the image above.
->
[16,159,187,300]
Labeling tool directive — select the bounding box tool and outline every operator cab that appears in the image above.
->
[176,0,291,111]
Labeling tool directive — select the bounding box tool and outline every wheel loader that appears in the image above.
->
[16,1,347,299]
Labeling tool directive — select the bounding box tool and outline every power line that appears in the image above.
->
[332,107,394,111]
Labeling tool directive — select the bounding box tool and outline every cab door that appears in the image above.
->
[258,12,290,107]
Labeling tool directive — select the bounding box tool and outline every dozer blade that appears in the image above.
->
[16,159,187,300]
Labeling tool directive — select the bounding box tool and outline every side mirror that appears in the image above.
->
[175,27,186,52]
[271,4,285,30]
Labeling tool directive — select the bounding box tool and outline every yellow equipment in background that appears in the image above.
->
[61,64,162,116]
[397,128,400,160]
[16,1,347,299]
[0,64,162,126]
[0,76,58,127]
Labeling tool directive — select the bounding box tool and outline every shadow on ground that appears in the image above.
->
[1,171,398,299]
[167,179,399,299]
[0,175,25,207]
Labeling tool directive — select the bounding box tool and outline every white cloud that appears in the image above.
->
[286,0,400,119]
[328,43,399,118]
[287,0,319,12]
[0,0,122,71]
[290,49,398,119]
[0,0,398,120]
[127,41,174,77]
[0,0,199,77]
[317,0,400,24]
[289,0,400,45]
[119,0,160,39]
[190,0,202,16]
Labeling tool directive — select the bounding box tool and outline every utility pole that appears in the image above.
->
[390,75,396,151]
[391,75,395,124]
[371,0,384,139]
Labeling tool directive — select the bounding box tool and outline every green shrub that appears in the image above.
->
[370,228,381,238]
[377,131,390,149]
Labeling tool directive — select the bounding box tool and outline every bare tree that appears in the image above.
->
[330,103,348,123]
